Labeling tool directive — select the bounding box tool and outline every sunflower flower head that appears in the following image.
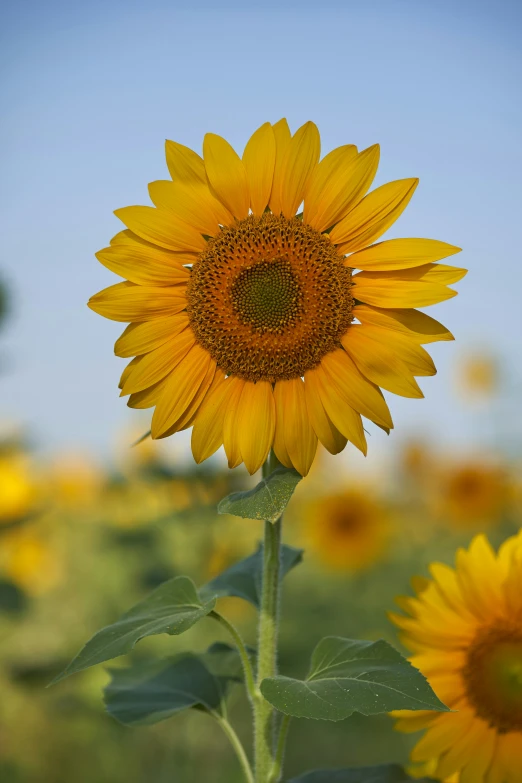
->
[390,531,522,782]
[301,489,390,572]
[436,459,510,529]
[89,120,465,476]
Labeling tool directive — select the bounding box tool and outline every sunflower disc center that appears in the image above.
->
[230,259,302,333]
[462,622,522,732]
[186,213,354,383]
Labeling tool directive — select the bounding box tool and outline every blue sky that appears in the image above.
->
[1,0,521,462]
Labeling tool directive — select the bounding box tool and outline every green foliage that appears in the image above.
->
[104,643,241,726]
[261,636,448,721]
[287,766,437,782]
[52,576,216,684]
[0,579,28,615]
[200,544,303,608]
[217,467,302,522]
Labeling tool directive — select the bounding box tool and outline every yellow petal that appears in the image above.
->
[165,139,207,185]
[356,263,467,285]
[222,377,247,469]
[303,144,357,226]
[165,142,234,227]
[191,373,230,463]
[114,206,206,252]
[345,325,436,377]
[115,313,190,358]
[349,238,462,271]
[151,344,213,438]
[274,378,318,476]
[96,243,190,287]
[354,304,454,343]
[119,356,140,389]
[342,325,424,398]
[109,228,193,256]
[268,118,291,215]
[148,180,221,236]
[320,349,394,428]
[122,328,195,395]
[305,144,379,232]
[279,121,320,218]
[88,282,187,322]
[308,365,367,455]
[303,369,348,454]
[411,710,474,763]
[330,178,418,253]
[203,133,250,219]
[242,122,276,215]
[236,381,276,474]
[160,359,217,436]
[353,274,457,309]
[128,377,167,409]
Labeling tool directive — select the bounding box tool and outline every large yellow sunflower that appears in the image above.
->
[390,532,522,783]
[89,120,465,476]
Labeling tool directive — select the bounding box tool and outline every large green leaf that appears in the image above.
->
[217,467,302,522]
[52,577,216,684]
[104,643,241,726]
[261,636,448,721]
[200,544,303,608]
[287,766,436,782]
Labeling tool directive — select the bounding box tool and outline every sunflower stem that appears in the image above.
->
[254,456,283,782]
[214,714,255,783]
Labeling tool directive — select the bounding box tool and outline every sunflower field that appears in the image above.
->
[1,362,521,782]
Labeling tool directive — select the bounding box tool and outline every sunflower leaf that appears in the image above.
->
[217,467,302,522]
[103,643,241,726]
[51,576,216,685]
[200,544,303,608]
[287,765,437,782]
[261,636,448,721]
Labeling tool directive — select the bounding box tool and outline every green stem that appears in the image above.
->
[254,457,283,782]
[268,715,291,783]
[210,610,257,704]
[214,714,255,783]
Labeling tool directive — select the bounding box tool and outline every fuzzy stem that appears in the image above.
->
[254,457,283,782]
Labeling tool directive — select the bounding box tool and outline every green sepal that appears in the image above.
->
[51,576,216,684]
[200,544,303,608]
[261,636,448,721]
[287,766,437,782]
[103,643,241,726]
[217,467,302,522]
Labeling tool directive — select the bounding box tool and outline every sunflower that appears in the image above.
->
[0,524,63,595]
[435,459,509,529]
[457,353,499,400]
[89,120,465,476]
[0,446,37,525]
[301,489,390,571]
[390,532,522,782]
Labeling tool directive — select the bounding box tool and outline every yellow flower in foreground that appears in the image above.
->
[303,490,390,571]
[89,120,465,476]
[437,460,509,529]
[390,532,522,783]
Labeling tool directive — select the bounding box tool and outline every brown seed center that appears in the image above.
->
[462,621,522,732]
[186,213,353,383]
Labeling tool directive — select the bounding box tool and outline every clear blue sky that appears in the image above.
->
[1,0,521,460]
